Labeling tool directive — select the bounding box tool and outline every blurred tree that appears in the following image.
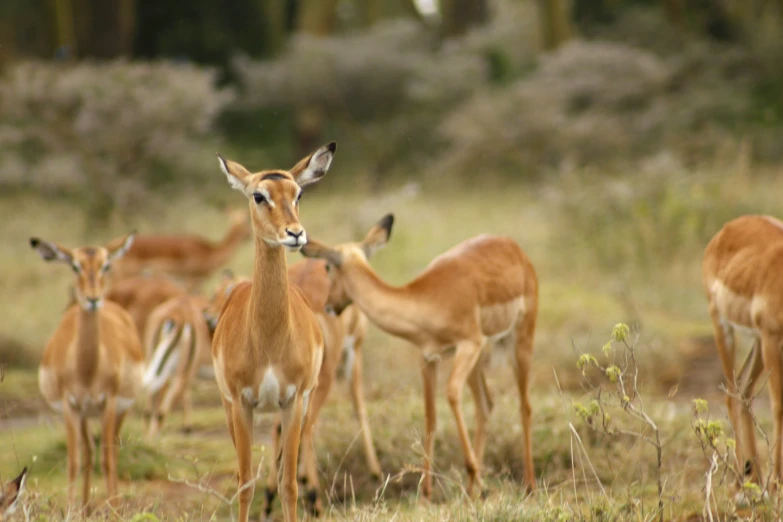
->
[537,0,573,50]
[72,0,136,58]
[51,0,77,59]
[440,0,488,37]
[260,0,288,55]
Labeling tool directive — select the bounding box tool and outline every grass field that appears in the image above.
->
[2,163,783,521]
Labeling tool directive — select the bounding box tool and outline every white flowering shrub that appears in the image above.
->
[0,60,235,217]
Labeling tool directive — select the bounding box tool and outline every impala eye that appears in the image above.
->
[253,193,266,204]
[295,192,303,205]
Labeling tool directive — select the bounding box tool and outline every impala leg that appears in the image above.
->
[231,402,254,522]
[420,357,438,501]
[736,340,764,485]
[708,303,745,479]
[182,385,194,433]
[467,363,493,470]
[148,374,188,439]
[280,394,304,522]
[221,396,237,449]
[101,397,119,505]
[264,415,282,520]
[79,417,93,511]
[63,407,80,511]
[761,332,783,490]
[299,375,332,517]
[513,315,536,492]
[446,340,485,498]
[348,335,382,479]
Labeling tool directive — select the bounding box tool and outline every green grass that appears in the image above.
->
[3,164,783,520]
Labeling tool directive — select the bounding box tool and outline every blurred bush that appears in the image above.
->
[0,60,234,220]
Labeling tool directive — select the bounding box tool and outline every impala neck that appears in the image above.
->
[249,237,290,345]
[76,307,101,383]
[342,259,419,341]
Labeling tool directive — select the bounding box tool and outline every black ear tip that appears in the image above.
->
[325,142,337,153]
[30,238,40,248]
[379,213,394,234]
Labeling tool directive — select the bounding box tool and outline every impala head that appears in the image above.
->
[0,467,27,520]
[301,214,394,314]
[30,232,136,312]
[217,142,336,252]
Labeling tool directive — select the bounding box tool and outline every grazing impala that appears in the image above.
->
[212,143,335,522]
[263,260,381,518]
[31,233,144,511]
[703,215,783,489]
[111,208,251,290]
[142,273,240,438]
[0,467,27,521]
[302,215,539,497]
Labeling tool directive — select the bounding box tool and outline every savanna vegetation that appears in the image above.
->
[2,0,783,520]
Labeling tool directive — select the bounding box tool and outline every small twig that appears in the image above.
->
[704,452,718,522]
[568,422,610,500]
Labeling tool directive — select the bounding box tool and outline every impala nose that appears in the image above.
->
[85,298,102,311]
[286,228,305,244]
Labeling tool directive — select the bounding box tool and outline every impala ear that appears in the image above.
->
[361,213,394,258]
[30,237,73,264]
[1,466,27,513]
[301,238,343,267]
[106,231,136,262]
[218,154,252,192]
[290,142,336,188]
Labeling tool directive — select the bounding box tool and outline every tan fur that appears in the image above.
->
[263,260,381,518]
[142,294,212,439]
[212,143,335,522]
[111,209,251,290]
[0,467,27,521]
[31,233,143,512]
[105,275,186,344]
[302,215,539,497]
[703,215,783,488]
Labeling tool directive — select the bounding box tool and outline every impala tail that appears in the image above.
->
[143,320,195,394]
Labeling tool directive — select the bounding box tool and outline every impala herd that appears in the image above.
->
[4,142,783,520]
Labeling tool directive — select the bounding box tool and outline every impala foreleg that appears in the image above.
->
[513,316,537,492]
[147,374,188,439]
[736,340,764,484]
[264,416,282,519]
[101,398,119,505]
[231,403,254,522]
[348,338,382,479]
[420,358,438,501]
[79,418,93,511]
[446,340,485,497]
[280,394,304,522]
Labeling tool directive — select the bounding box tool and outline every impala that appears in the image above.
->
[302,215,539,497]
[111,208,251,290]
[0,467,27,522]
[212,143,335,522]
[142,272,239,438]
[703,215,783,490]
[263,260,381,518]
[31,233,144,511]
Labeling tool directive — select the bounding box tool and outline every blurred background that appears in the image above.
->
[2,1,783,518]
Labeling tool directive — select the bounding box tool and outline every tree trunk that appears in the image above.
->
[51,0,77,58]
[440,0,489,37]
[260,0,287,56]
[74,0,135,58]
[536,0,573,51]
[296,0,339,36]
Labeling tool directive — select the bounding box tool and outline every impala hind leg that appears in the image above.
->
[263,416,282,520]
[761,332,783,489]
[420,357,438,500]
[280,395,304,522]
[467,361,493,475]
[735,339,764,486]
[147,374,188,439]
[348,336,382,479]
[299,376,333,516]
[708,303,748,480]
[446,340,485,497]
[513,315,536,492]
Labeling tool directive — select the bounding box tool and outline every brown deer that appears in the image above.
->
[302,215,539,498]
[31,233,144,511]
[212,143,335,522]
